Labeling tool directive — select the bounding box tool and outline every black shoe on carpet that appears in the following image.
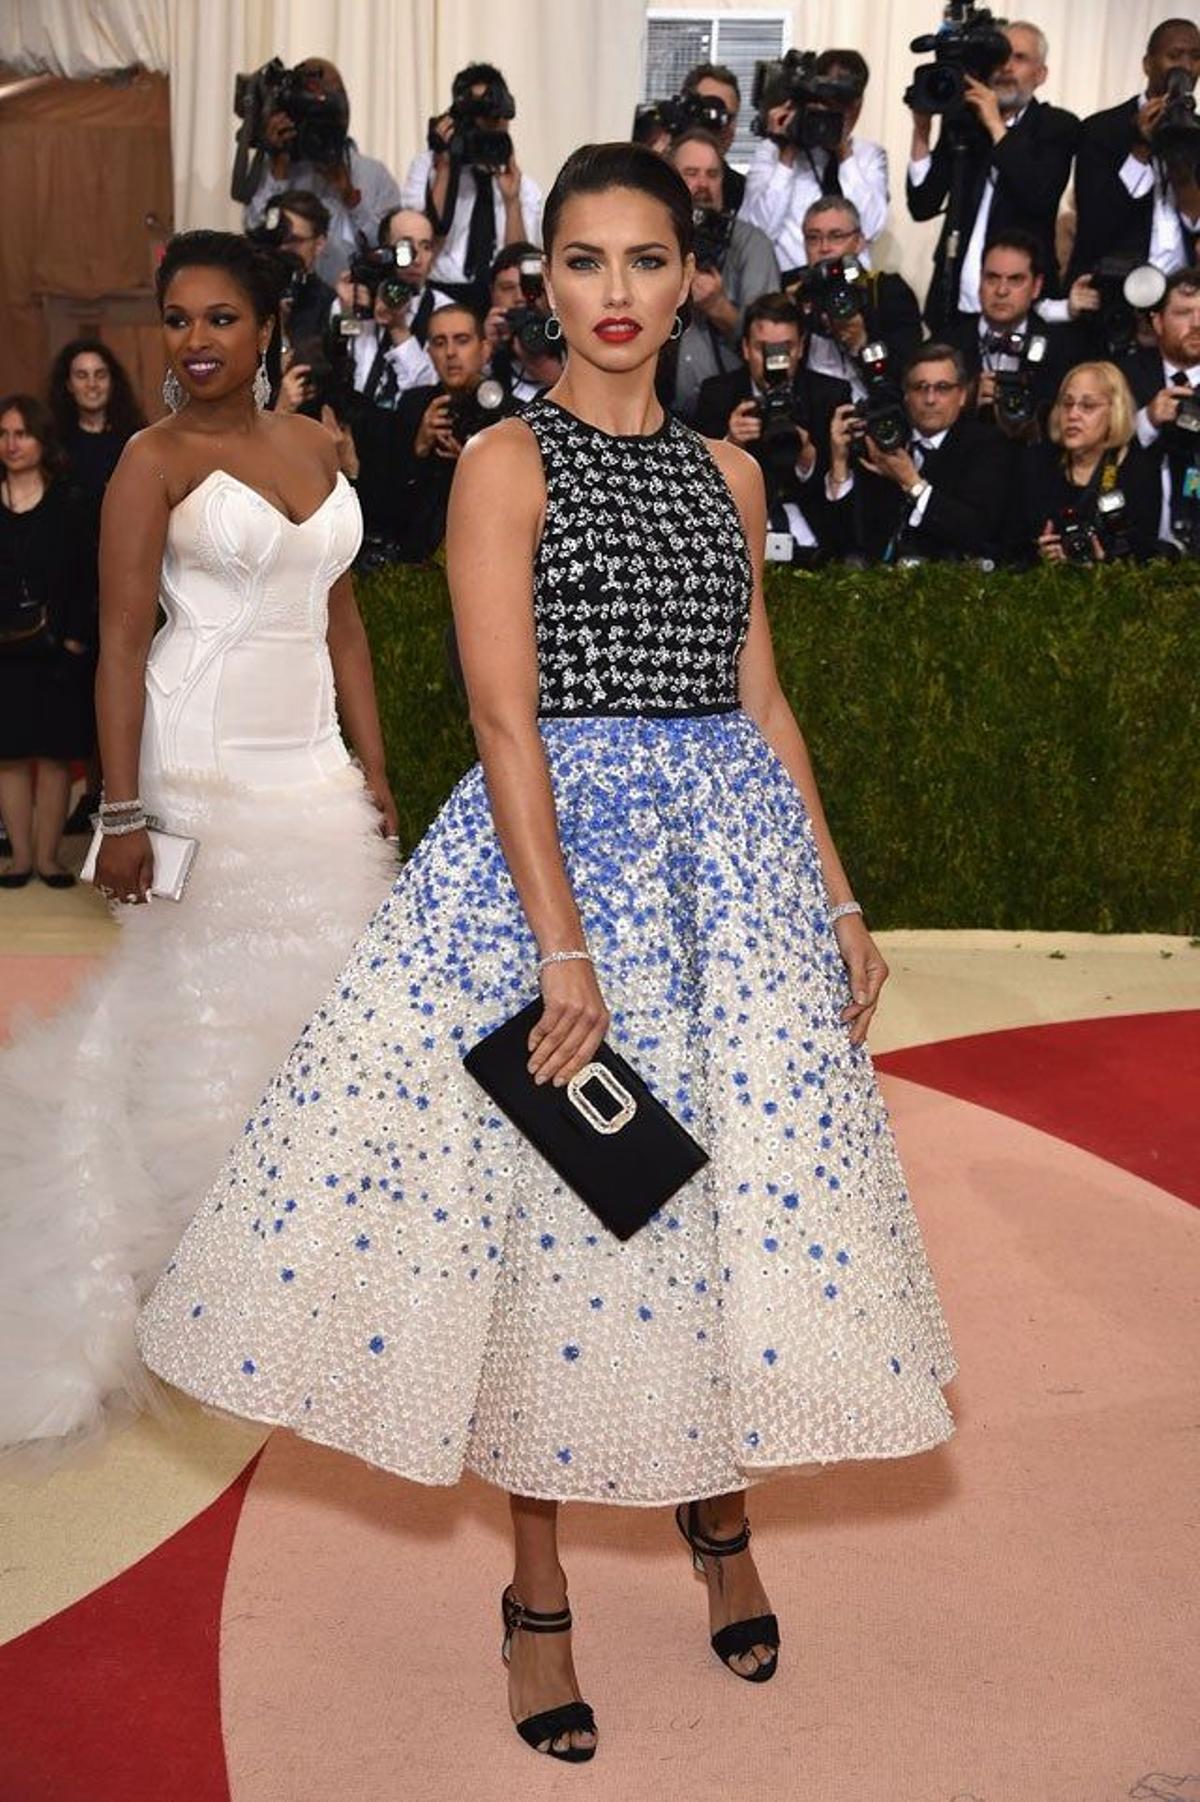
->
[37,870,77,890]
[0,869,33,889]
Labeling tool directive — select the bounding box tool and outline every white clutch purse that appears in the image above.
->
[81,820,199,902]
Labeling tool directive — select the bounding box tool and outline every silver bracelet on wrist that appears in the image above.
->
[99,797,143,818]
[537,949,593,972]
[829,900,863,924]
[100,814,148,836]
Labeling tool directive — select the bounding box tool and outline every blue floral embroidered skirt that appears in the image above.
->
[137,713,957,1504]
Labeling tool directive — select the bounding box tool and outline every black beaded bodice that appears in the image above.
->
[523,399,751,717]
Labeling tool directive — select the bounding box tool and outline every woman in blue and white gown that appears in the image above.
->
[138,157,957,1760]
[0,232,396,1452]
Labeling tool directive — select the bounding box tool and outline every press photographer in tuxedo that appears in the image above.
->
[1071,19,1200,282]
[823,343,1013,562]
[336,207,451,410]
[793,197,923,400]
[947,230,1080,437]
[1126,267,1200,555]
[907,21,1079,330]
[694,292,849,564]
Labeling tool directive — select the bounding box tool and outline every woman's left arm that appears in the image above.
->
[326,569,399,837]
[713,439,889,1044]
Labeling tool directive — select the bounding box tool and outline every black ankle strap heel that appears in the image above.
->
[675,1501,781,1683]
[500,1587,597,1762]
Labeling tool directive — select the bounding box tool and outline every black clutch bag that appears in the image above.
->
[462,998,709,1241]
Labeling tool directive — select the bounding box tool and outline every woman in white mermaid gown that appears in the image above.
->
[0,233,396,1451]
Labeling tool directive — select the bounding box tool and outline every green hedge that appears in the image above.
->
[356,559,1199,934]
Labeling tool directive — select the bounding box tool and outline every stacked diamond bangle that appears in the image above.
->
[829,901,863,924]
[99,798,148,836]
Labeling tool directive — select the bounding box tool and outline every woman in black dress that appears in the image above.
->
[1025,361,1161,564]
[47,338,147,507]
[0,396,98,887]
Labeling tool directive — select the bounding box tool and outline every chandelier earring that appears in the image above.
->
[161,367,187,413]
[252,351,271,411]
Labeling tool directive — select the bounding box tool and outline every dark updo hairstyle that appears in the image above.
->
[0,393,69,479]
[47,337,147,444]
[541,142,695,262]
[155,230,289,395]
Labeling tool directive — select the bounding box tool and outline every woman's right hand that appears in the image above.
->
[1037,517,1065,563]
[527,959,609,1087]
[94,829,153,906]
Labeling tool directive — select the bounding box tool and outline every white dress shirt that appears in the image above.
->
[1116,102,1200,277]
[402,149,542,286]
[245,144,403,289]
[346,286,452,404]
[909,106,1028,314]
[827,426,947,525]
[739,137,889,269]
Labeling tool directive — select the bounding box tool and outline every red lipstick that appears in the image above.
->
[593,317,642,344]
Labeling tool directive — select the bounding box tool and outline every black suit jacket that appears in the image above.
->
[1069,97,1153,280]
[351,381,454,562]
[947,312,1082,418]
[906,97,1081,329]
[826,416,1015,562]
[693,363,850,546]
[1017,439,1162,563]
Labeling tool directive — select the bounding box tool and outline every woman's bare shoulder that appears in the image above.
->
[703,433,765,507]
[454,415,545,503]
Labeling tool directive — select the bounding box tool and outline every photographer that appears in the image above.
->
[740,49,889,272]
[906,20,1079,330]
[483,242,564,404]
[667,129,780,419]
[1023,362,1159,565]
[241,58,402,287]
[947,230,1079,435]
[336,208,451,410]
[403,64,542,306]
[1127,267,1200,555]
[1070,20,1200,283]
[824,342,1013,562]
[269,189,336,342]
[793,197,923,398]
[681,63,747,211]
[695,292,849,563]
[388,306,511,562]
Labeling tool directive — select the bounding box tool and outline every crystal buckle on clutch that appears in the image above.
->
[566,1063,638,1135]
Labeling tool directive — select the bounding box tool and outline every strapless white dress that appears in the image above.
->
[0,472,396,1454]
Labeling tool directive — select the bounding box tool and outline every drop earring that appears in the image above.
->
[162,368,187,412]
[543,313,563,342]
[670,312,684,340]
[252,352,271,410]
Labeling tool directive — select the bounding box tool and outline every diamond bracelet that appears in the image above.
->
[829,901,863,924]
[537,949,594,971]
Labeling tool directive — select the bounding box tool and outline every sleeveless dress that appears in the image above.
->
[137,405,957,1505]
[0,472,395,1451]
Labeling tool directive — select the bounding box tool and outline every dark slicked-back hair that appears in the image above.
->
[982,226,1044,278]
[682,62,741,104]
[542,143,694,260]
[156,230,289,323]
[742,292,804,338]
[904,341,970,386]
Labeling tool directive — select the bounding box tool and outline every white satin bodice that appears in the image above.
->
[140,470,363,790]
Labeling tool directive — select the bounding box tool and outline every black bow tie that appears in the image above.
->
[983,329,1023,355]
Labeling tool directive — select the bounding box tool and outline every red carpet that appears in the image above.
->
[0,1457,258,1802]
[876,1010,1200,1209]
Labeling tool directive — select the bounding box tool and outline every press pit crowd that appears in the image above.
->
[3,21,1200,878]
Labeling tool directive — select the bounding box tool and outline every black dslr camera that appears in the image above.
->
[1057,490,1133,564]
[1153,66,1200,177]
[341,235,421,334]
[448,378,519,446]
[851,343,910,454]
[750,51,863,155]
[792,256,869,334]
[692,206,736,273]
[504,255,561,360]
[987,330,1048,430]
[245,204,311,308]
[234,59,350,165]
[756,345,799,447]
[904,3,1011,123]
[1088,258,1166,359]
[430,71,516,174]
[631,89,734,146]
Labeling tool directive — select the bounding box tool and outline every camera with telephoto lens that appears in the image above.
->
[448,377,518,445]
[751,50,863,155]
[989,331,1048,429]
[692,206,736,273]
[233,58,350,165]
[1152,66,1200,176]
[632,89,733,147]
[1088,258,1166,359]
[904,3,1011,123]
[851,342,910,454]
[429,72,516,174]
[792,256,869,334]
[340,236,421,334]
[503,255,561,360]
